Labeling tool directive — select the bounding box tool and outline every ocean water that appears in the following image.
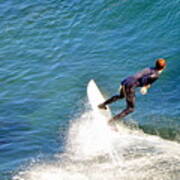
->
[0,0,180,179]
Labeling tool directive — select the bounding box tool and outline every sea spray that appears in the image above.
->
[66,107,122,161]
[13,106,180,180]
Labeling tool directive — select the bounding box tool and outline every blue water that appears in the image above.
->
[0,0,180,179]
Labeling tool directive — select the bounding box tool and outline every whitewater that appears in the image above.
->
[13,102,180,180]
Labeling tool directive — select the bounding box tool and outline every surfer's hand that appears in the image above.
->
[140,87,148,95]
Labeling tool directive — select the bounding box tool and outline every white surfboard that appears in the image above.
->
[87,79,112,121]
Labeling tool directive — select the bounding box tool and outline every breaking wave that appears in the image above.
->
[13,104,180,180]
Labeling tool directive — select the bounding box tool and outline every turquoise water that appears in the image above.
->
[0,0,180,179]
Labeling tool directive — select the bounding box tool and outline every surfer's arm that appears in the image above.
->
[140,72,159,95]
[140,84,151,95]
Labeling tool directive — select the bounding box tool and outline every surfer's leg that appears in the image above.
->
[98,86,125,109]
[98,95,121,110]
[109,87,135,123]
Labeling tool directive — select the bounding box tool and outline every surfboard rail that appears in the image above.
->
[87,79,112,120]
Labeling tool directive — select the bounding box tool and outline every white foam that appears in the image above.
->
[13,107,180,180]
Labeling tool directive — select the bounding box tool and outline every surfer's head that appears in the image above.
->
[155,58,166,70]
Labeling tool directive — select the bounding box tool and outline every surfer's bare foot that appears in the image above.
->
[98,103,107,110]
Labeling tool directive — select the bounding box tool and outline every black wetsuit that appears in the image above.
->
[104,67,160,121]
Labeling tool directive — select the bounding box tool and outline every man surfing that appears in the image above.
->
[98,58,167,124]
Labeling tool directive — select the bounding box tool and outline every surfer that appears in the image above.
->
[98,58,167,124]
